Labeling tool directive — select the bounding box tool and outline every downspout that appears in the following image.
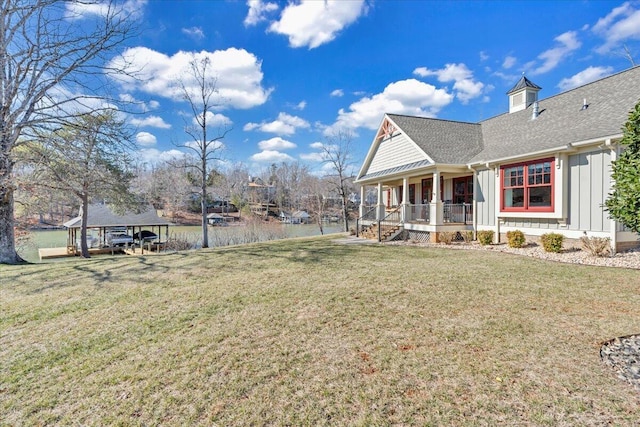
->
[606,139,617,254]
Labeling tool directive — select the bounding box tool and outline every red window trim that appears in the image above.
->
[500,157,555,213]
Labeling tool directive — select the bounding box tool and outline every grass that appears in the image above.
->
[1,236,639,425]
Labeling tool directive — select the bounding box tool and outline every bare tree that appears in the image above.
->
[301,173,329,235]
[131,160,193,219]
[0,0,136,264]
[622,45,637,67]
[22,111,135,258]
[175,56,230,248]
[320,130,356,232]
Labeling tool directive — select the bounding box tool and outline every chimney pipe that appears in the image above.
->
[581,98,588,110]
[532,101,539,120]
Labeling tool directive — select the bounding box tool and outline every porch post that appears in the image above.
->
[430,171,443,225]
[401,177,410,222]
[359,184,366,217]
[376,182,384,221]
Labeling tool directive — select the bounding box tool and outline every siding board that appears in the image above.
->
[568,150,610,232]
[367,134,427,174]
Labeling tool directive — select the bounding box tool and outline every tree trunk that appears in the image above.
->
[0,181,24,264]
[341,195,349,232]
[0,150,24,264]
[80,197,90,258]
[201,191,209,249]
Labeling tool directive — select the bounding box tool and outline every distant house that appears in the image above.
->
[355,66,640,251]
[280,210,311,224]
[207,212,226,225]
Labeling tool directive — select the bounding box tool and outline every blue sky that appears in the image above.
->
[75,0,640,174]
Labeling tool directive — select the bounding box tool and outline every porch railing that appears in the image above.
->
[377,206,402,242]
[407,203,430,223]
[356,206,377,237]
[443,203,473,224]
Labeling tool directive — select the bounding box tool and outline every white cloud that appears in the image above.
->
[138,148,186,164]
[250,150,294,163]
[295,101,307,110]
[331,89,344,97]
[529,31,581,75]
[243,112,309,135]
[268,0,368,49]
[479,51,489,61]
[192,111,233,128]
[257,137,297,151]
[119,94,160,113]
[502,56,517,69]
[557,66,614,91]
[182,26,205,40]
[130,115,171,129]
[136,132,157,146]
[184,139,225,152]
[65,0,147,20]
[327,79,453,134]
[109,47,272,110]
[244,0,279,26]
[299,152,325,162]
[593,2,640,53]
[414,63,484,104]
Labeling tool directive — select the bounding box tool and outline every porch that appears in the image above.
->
[356,202,473,242]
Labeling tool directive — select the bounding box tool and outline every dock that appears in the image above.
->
[38,243,166,261]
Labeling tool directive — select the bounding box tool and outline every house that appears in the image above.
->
[280,210,311,224]
[355,66,640,251]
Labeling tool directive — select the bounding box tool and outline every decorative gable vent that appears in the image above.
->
[376,118,397,141]
[507,75,541,114]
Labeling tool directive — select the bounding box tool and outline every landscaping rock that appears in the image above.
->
[600,334,640,394]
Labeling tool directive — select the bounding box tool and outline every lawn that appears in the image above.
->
[1,236,639,425]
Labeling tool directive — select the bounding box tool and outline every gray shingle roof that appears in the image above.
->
[387,114,484,163]
[371,66,640,172]
[507,75,542,94]
[472,65,640,163]
[64,203,171,228]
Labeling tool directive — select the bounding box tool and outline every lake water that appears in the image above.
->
[20,223,345,263]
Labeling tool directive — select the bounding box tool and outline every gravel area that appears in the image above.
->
[601,335,640,394]
[388,239,640,270]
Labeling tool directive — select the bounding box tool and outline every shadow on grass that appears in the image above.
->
[1,237,386,293]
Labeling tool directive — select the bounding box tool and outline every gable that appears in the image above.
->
[366,131,429,175]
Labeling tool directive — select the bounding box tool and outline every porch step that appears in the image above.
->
[360,224,402,241]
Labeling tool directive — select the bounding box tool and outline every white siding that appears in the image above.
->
[367,134,427,174]
[568,150,611,232]
[476,168,495,227]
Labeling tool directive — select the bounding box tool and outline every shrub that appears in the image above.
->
[506,230,526,248]
[438,231,456,244]
[165,233,197,251]
[461,230,474,243]
[477,230,494,245]
[580,235,611,257]
[540,233,564,253]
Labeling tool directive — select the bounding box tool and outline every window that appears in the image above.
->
[453,176,473,204]
[501,158,554,212]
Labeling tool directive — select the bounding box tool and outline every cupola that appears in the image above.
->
[507,75,541,114]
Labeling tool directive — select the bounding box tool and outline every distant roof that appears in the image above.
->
[507,75,542,94]
[64,203,171,229]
